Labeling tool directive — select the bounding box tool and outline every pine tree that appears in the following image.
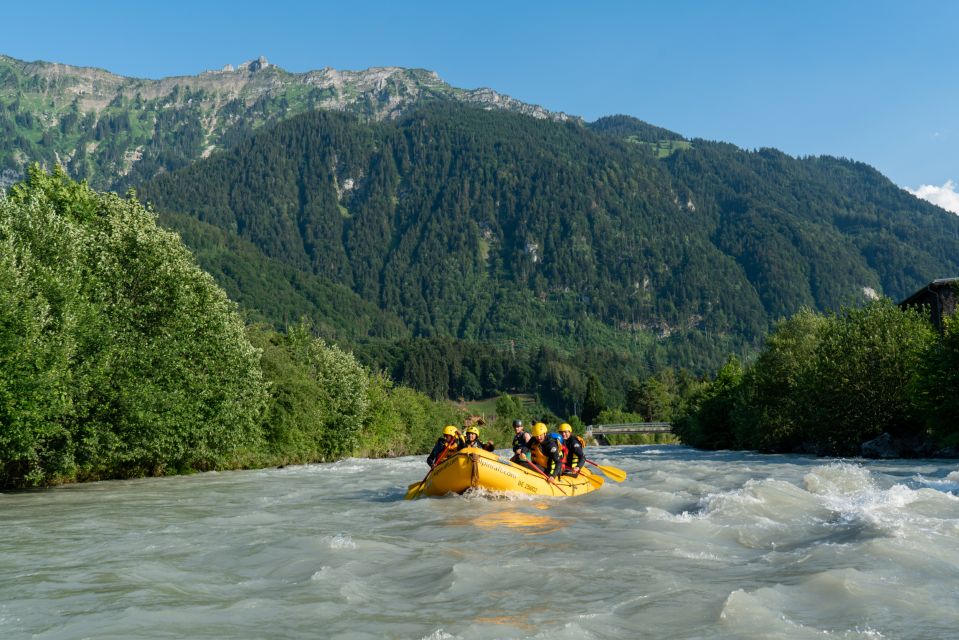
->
[582,374,607,426]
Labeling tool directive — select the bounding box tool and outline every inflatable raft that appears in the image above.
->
[406,447,603,499]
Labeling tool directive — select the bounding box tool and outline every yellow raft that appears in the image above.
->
[407,447,603,498]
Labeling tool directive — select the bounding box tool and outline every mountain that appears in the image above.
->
[0,54,570,191]
[136,104,959,380]
[6,54,959,410]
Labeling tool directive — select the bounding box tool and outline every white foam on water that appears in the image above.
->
[802,462,943,536]
[326,533,356,550]
[914,470,959,495]
[672,549,725,562]
[698,477,830,527]
[804,462,875,496]
[455,487,542,502]
[309,566,332,581]
[646,505,702,522]
[522,621,598,640]
[720,564,959,638]
[421,629,460,640]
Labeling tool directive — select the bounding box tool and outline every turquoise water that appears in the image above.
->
[3,446,959,639]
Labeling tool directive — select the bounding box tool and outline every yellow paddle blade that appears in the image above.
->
[583,472,605,489]
[596,463,627,482]
[404,481,425,500]
[587,460,627,482]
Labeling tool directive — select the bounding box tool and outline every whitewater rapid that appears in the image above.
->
[3,446,959,639]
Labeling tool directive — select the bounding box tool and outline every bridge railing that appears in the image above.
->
[587,422,672,434]
[586,422,673,444]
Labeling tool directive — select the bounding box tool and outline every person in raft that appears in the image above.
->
[510,419,531,464]
[517,422,563,479]
[426,425,464,467]
[460,425,495,452]
[557,423,586,476]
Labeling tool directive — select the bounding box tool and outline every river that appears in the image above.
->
[2,445,959,639]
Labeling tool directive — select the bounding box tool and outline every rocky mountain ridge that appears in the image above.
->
[2,54,570,118]
[0,53,570,190]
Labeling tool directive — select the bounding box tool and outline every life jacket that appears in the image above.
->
[433,436,463,467]
[565,435,586,468]
[528,440,549,470]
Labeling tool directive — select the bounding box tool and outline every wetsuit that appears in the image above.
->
[562,435,587,475]
[519,436,563,478]
[510,430,532,463]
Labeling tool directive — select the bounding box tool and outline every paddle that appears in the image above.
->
[526,459,568,496]
[405,473,429,500]
[585,458,627,483]
[582,471,605,489]
[405,443,454,500]
[561,465,605,490]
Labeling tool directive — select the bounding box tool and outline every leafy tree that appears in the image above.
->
[495,393,524,422]
[673,357,743,449]
[803,300,933,455]
[1,166,267,485]
[732,309,825,451]
[915,313,959,445]
[627,369,678,421]
[679,299,939,456]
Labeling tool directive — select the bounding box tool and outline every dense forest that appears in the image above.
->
[136,104,959,412]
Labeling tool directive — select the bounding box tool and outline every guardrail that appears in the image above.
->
[586,422,672,444]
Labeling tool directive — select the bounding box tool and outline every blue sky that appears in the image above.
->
[5,1,957,207]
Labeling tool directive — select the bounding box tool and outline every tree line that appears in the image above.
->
[673,298,959,456]
[0,168,459,488]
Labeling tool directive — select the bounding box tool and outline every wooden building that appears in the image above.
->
[899,278,959,331]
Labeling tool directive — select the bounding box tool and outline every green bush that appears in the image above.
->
[914,313,959,446]
[678,299,938,456]
[1,167,267,485]
[732,309,825,451]
[250,321,464,462]
[803,300,933,455]
[673,357,743,449]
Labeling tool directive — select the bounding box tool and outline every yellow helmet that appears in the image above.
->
[558,423,572,434]
[443,425,458,437]
[465,426,480,436]
[532,422,548,437]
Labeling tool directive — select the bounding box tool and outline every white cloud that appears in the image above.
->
[906,180,959,215]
